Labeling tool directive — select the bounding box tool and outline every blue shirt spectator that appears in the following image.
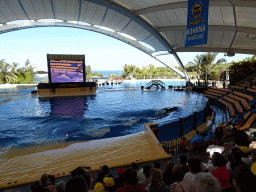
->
[249,99,256,106]
[231,118,239,124]
[205,130,215,141]
[191,131,205,144]
[251,108,256,114]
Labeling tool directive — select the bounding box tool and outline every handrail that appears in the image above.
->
[160,111,228,154]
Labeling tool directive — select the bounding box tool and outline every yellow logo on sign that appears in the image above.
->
[189,2,204,26]
[192,4,202,15]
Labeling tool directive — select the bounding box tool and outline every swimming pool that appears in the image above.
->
[0,80,209,151]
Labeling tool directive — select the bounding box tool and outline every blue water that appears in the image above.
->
[0,81,210,150]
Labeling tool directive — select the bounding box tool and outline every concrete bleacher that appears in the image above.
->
[228,94,251,111]
[211,87,232,93]
[233,91,254,101]
[230,85,244,90]
[247,87,256,94]
[218,98,235,117]
[238,113,256,130]
[223,96,243,114]
[204,90,222,97]
[202,93,218,99]
[209,88,229,95]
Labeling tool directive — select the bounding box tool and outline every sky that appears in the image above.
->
[0,27,252,72]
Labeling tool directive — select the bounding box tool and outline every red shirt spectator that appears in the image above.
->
[212,167,232,189]
[179,137,188,150]
[153,127,159,136]
[116,183,145,192]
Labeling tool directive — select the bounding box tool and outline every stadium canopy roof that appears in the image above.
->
[0,0,256,80]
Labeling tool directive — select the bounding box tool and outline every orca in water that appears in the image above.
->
[161,107,179,118]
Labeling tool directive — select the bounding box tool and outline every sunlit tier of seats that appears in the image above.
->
[238,113,256,130]
[223,96,243,114]
[228,94,251,111]
[204,90,222,97]
[218,98,235,117]
[233,91,254,101]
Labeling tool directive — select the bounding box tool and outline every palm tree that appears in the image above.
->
[200,52,226,83]
[130,64,137,78]
[142,67,148,79]
[148,64,154,79]
[0,59,19,84]
[187,55,203,84]
[121,64,137,79]
[244,55,256,62]
[134,67,141,79]
[122,64,131,79]
[152,68,159,79]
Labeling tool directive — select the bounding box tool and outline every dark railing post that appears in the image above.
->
[179,118,184,137]
[204,107,207,123]
[193,112,197,130]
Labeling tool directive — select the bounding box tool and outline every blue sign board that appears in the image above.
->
[185,0,209,47]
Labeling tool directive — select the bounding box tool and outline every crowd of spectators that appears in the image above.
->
[5,144,255,192]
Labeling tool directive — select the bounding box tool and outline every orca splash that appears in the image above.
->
[161,107,179,118]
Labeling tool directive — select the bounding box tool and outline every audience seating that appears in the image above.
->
[223,96,243,114]
[238,113,256,130]
[218,99,235,117]
[228,94,251,111]
[203,91,222,97]
[233,91,254,101]
[202,93,218,99]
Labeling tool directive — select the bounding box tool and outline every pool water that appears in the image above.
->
[0,80,210,151]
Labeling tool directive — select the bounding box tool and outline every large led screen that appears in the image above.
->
[47,54,85,83]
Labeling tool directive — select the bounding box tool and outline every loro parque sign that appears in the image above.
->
[185,0,209,47]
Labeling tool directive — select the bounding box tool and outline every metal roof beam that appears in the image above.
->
[157,25,256,35]
[77,0,82,21]
[227,0,237,54]
[175,47,256,55]
[135,0,256,15]
[135,2,187,15]
[50,0,56,18]
[17,0,30,20]
[135,0,231,15]
[229,0,256,7]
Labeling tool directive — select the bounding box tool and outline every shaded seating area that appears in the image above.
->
[247,87,256,94]
[230,85,244,90]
